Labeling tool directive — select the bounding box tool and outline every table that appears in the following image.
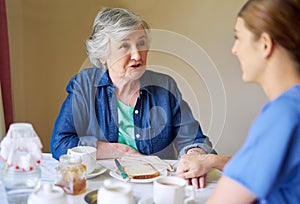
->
[0,153,221,204]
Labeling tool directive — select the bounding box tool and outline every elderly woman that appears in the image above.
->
[50,8,214,164]
[178,0,300,203]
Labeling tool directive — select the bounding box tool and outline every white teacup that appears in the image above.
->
[98,180,135,204]
[67,146,97,174]
[153,176,187,204]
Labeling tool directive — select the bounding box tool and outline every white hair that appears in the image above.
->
[86,8,150,68]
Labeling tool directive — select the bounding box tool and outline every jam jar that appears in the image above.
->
[55,154,86,195]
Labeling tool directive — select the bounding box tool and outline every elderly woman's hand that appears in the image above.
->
[96,141,142,159]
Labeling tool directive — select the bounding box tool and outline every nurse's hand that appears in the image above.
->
[176,154,231,189]
[176,153,211,188]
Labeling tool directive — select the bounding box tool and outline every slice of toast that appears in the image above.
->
[123,163,160,179]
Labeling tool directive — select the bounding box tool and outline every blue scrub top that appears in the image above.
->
[224,85,300,203]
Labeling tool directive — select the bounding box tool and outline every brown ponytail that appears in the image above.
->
[238,0,300,71]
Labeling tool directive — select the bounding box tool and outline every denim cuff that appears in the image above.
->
[178,143,217,159]
[78,136,98,148]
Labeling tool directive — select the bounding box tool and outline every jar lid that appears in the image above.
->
[59,154,82,164]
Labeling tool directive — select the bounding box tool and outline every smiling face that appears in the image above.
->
[232,17,265,83]
[104,26,149,84]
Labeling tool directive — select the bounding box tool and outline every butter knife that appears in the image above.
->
[114,159,130,181]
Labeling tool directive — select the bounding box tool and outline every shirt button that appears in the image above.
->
[140,91,143,95]
[135,110,139,114]
[136,134,140,139]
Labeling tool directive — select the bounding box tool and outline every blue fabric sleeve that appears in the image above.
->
[50,75,97,160]
[162,76,215,158]
[223,97,300,202]
[50,76,78,159]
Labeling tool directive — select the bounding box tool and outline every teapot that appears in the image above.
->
[27,183,68,204]
[98,180,135,204]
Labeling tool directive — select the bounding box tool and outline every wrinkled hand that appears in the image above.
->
[187,174,207,189]
[110,143,141,157]
[176,154,211,189]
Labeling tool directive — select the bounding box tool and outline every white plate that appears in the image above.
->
[86,162,107,179]
[109,156,172,183]
[109,169,162,183]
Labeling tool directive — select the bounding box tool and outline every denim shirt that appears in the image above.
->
[50,68,214,160]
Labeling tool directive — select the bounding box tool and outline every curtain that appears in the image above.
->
[0,0,14,132]
[0,84,5,139]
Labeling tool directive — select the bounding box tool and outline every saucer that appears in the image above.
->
[86,163,107,179]
[84,190,97,204]
[85,189,141,204]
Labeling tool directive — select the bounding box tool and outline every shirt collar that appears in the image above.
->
[94,69,113,87]
[94,69,153,95]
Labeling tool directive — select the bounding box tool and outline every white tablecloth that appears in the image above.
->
[0,153,221,204]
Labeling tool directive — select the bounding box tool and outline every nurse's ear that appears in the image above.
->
[260,32,275,59]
